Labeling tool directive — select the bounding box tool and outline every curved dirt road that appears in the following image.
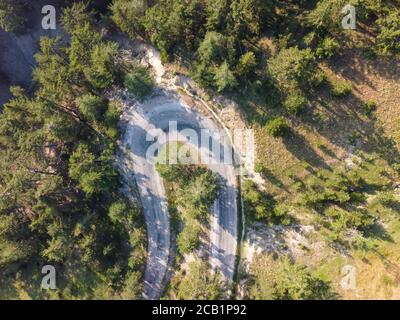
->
[120,88,238,299]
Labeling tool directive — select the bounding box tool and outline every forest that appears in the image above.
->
[0,0,399,299]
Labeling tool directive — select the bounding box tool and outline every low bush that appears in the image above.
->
[169,260,224,299]
[248,254,337,300]
[284,93,307,115]
[177,223,201,254]
[298,168,367,209]
[266,117,290,137]
[316,37,340,59]
[243,180,291,225]
[331,81,352,97]
[362,100,377,116]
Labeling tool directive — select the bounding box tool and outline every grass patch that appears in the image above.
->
[330,81,352,98]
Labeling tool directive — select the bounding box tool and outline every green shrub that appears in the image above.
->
[299,169,355,208]
[124,66,154,99]
[273,203,292,226]
[157,154,220,220]
[266,117,290,137]
[362,100,377,116]
[170,260,224,299]
[297,162,385,246]
[316,37,340,58]
[191,61,216,88]
[177,223,201,254]
[248,254,337,300]
[331,81,352,97]
[254,163,265,173]
[284,93,307,115]
[68,143,119,195]
[197,31,227,64]
[178,171,220,219]
[323,207,374,236]
[104,101,121,128]
[243,180,290,225]
[303,32,317,47]
[110,0,147,40]
[306,0,348,37]
[85,42,118,90]
[121,271,143,299]
[268,47,318,92]
[215,61,238,92]
[236,51,257,78]
[376,9,400,55]
[76,94,107,122]
[108,199,138,226]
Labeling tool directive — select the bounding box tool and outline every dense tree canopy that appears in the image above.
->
[110,0,148,39]
[0,3,145,299]
[109,0,399,96]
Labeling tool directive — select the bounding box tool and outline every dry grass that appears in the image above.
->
[329,48,400,149]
